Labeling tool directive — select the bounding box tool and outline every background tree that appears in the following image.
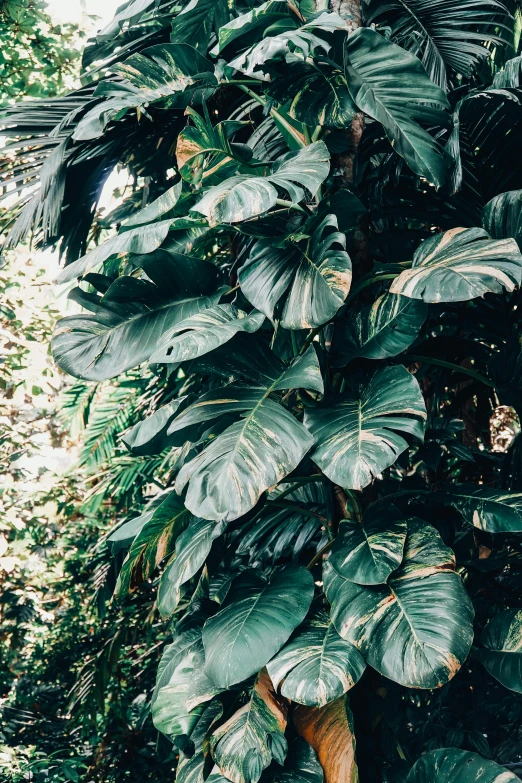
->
[3,1,522,782]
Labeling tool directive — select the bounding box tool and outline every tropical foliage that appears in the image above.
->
[3,0,522,781]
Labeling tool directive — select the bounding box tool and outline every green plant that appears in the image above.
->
[4,0,522,781]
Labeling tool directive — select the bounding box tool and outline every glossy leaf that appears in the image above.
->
[158,518,227,618]
[440,485,522,532]
[390,227,522,303]
[325,518,474,689]
[267,613,365,707]
[329,503,408,585]
[228,12,350,81]
[483,189,522,250]
[211,670,288,783]
[406,748,519,783]
[333,292,427,364]
[305,365,426,491]
[193,142,330,226]
[152,629,221,739]
[239,215,352,330]
[345,28,449,188]
[73,44,217,141]
[169,347,322,521]
[475,609,522,692]
[293,697,358,783]
[268,62,357,129]
[115,494,190,597]
[170,0,229,51]
[149,305,265,365]
[202,565,315,688]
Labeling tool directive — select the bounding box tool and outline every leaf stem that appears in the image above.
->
[346,273,399,302]
[307,540,334,570]
[406,355,495,388]
[269,476,327,504]
[270,500,330,525]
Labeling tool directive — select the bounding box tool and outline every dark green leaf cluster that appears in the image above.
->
[4,0,522,781]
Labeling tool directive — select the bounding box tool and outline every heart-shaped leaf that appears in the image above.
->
[202,565,314,688]
[267,612,365,707]
[305,365,426,491]
[325,518,474,688]
[239,215,352,330]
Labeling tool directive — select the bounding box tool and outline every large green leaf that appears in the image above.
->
[158,518,227,618]
[211,670,288,783]
[193,142,330,226]
[344,28,450,188]
[293,697,357,783]
[406,748,519,783]
[169,347,322,521]
[325,518,474,688]
[483,190,522,250]
[149,305,265,365]
[55,219,175,284]
[305,365,426,491]
[439,485,522,532]
[475,609,522,693]
[239,215,352,330]
[52,287,217,382]
[152,629,221,740]
[390,227,522,303]
[114,493,190,597]
[170,0,229,52]
[329,503,408,585]
[73,44,217,141]
[267,612,365,707]
[53,256,219,381]
[214,0,298,54]
[227,12,350,81]
[202,565,314,688]
[268,62,357,129]
[333,293,427,364]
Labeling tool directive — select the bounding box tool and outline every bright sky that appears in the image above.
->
[46,0,123,29]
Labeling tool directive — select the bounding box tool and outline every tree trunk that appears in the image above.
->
[329,0,362,30]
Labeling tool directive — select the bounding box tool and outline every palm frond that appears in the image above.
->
[364,0,512,89]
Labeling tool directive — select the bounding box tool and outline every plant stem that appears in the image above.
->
[406,355,495,388]
[346,273,399,302]
[307,540,334,570]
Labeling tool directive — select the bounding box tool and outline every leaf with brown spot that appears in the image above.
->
[293,696,358,783]
[325,518,474,689]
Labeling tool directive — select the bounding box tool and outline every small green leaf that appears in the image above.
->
[211,670,288,783]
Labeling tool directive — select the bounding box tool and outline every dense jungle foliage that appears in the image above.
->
[4,0,522,781]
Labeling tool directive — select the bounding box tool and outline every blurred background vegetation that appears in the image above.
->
[0,2,177,780]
